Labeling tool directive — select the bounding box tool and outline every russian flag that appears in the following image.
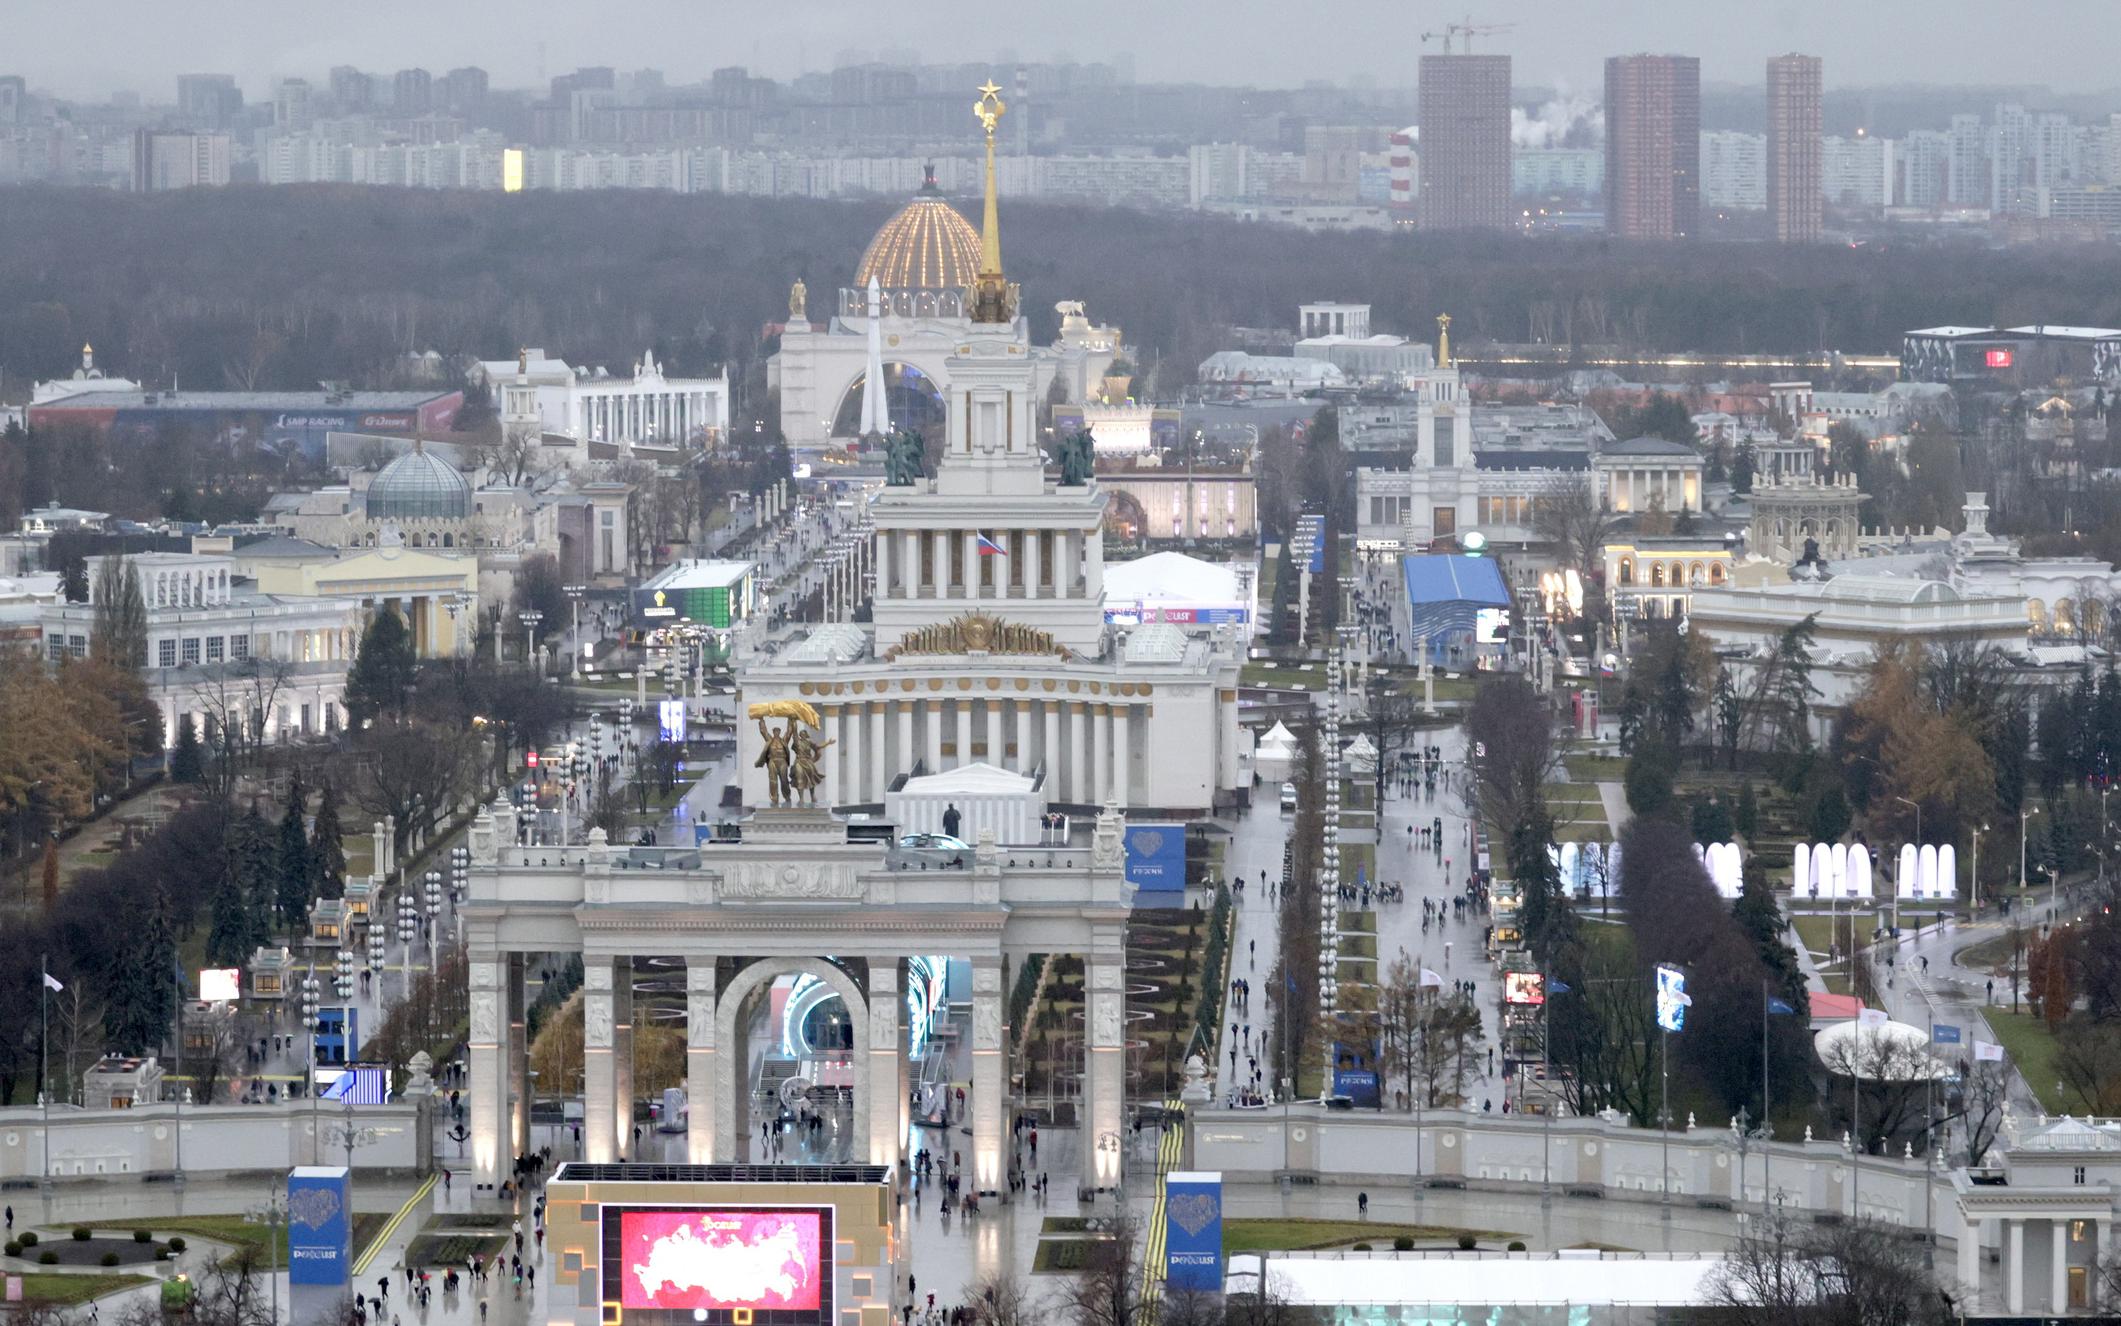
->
[975,532,1008,556]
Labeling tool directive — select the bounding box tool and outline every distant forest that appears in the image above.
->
[4,185,2121,404]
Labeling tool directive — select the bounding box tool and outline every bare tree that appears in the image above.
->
[1059,1212,1147,1326]
[51,981,104,1104]
[1816,1033,1945,1154]
[1944,1060,2009,1167]
[1705,1213,1955,1326]
[1531,474,1615,584]
[965,1272,1043,1326]
[189,656,299,801]
[353,718,472,859]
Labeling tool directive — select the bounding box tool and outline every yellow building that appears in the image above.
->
[235,538,479,656]
[540,1165,899,1326]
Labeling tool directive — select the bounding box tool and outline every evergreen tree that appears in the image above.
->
[1731,438,1756,494]
[103,889,177,1054]
[1713,665,1743,769]
[1735,782,1760,840]
[276,773,313,928]
[310,780,348,900]
[1732,855,1807,1012]
[1690,795,1734,844]
[344,608,419,728]
[205,875,253,966]
[90,557,150,671]
[169,714,205,784]
[228,802,277,942]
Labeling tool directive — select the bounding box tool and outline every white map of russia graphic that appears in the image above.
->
[633,1217,812,1306]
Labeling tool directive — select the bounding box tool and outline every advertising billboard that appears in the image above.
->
[286,1167,351,1287]
[198,968,240,1002]
[1124,823,1187,901]
[605,1207,832,1322]
[1163,1173,1224,1292]
[1503,971,1546,1006]
[1655,965,1690,1034]
[659,698,688,743]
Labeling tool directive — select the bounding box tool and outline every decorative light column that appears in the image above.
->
[1319,629,1348,1099]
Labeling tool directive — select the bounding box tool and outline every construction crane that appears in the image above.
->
[1418,17,1515,54]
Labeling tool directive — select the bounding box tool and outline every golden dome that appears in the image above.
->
[854,170,982,293]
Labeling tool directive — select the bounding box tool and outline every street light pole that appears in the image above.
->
[1893,796,1919,930]
[2021,807,2039,897]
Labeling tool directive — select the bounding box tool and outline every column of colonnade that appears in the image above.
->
[883,527,1094,601]
[823,695,1138,807]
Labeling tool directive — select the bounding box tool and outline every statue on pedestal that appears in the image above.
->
[749,700,826,809]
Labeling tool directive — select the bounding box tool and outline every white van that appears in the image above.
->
[1279,782,1298,813]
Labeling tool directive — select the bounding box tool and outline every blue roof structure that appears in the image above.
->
[1402,554,1509,607]
[1402,554,1509,657]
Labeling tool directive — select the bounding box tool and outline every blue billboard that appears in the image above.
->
[1164,1172,1224,1292]
[1124,823,1187,902]
[1333,1068,1381,1108]
[286,1167,351,1288]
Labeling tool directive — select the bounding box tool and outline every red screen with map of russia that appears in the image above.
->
[619,1210,823,1312]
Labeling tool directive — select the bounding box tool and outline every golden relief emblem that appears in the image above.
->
[883,611,1072,662]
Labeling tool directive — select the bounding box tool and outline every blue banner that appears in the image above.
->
[1932,1023,1963,1045]
[286,1167,351,1288]
[1164,1172,1224,1292]
[1125,823,1187,900]
[1333,1069,1381,1108]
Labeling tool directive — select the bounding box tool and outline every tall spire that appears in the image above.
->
[860,275,890,438]
[1436,313,1453,368]
[969,80,1015,324]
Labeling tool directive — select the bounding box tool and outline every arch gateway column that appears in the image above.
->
[711,957,873,1165]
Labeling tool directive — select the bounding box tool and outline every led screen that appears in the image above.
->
[618,1210,823,1312]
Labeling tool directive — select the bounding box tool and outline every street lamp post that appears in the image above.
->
[1893,796,1919,931]
[518,609,544,676]
[1971,824,1986,913]
[300,970,321,1165]
[565,585,588,676]
[2021,807,2040,899]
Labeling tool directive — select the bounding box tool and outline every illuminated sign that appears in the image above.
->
[1655,965,1690,1033]
[1503,971,1545,1006]
[525,749,539,768]
[502,148,525,193]
[1985,348,2014,368]
[611,1209,826,1315]
[199,968,240,1003]
[286,1168,351,1287]
[658,699,688,743]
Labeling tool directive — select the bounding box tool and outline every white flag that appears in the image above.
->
[1974,1041,2005,1063]
[1419,969,1444,989]
[1857,1007,1889,1029]
[41,973,62,993]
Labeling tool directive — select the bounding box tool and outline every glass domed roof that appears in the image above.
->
[854,168,981,293]
[366,445,470,521]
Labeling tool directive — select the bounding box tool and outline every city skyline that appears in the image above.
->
[11,0,2121,100]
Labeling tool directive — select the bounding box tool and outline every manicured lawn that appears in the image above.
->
[1563,755,1628,783]
[148,1213,390,1269]
[1981,1009,2067,1112]
[1222,1218,1517,1253]
[16,1274,152,1307]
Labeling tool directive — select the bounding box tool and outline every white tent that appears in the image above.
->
[1695,841,1742,898]
[1343,732,1378,776]
[886,762,1042,845]
[1812,1018,1951,1080]
[1254,721,1298,784]
[1102,551,1256,634]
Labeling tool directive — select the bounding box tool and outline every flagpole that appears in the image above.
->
[172,956,184,1185]
[1852,1025,1863,1221]
[40,954,50,1192]
[1761,979,1771,1215]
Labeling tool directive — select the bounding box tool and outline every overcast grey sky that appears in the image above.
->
[20,0,2121,100]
